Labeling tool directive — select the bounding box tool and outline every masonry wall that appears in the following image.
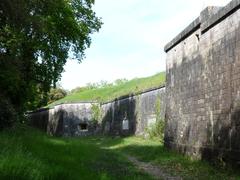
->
[101,87,166,136]
[29,87,166,137]
[164,0,240,164]
[28,102,99,136]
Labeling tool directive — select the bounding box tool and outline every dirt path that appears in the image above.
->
[126,155,182,180]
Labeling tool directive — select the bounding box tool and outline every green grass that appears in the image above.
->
[49,72,165,106]
[100,137,240,180]
[0,126,151,180]
[1,126,239,180]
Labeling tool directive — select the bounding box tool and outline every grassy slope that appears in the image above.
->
[1,126,239,180]
[49,72,165,106]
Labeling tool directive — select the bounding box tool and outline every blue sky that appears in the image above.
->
[60,0,231,90]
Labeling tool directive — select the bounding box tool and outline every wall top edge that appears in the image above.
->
[53,101,98,107]
[164,17,200,52]
[27,85,166,113]
[201,0,240,33]
[164,0,240,52]
[101,85,166,105]
[27,101,98,114]
[26,107,51,114]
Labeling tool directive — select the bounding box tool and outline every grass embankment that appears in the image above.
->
[49,72,165,106]
[1,126,239,179]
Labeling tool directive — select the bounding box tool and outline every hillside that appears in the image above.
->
[49,72,165,106]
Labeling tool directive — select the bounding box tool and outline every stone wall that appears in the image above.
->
[101,87,166,136]
[28,86,166,137]
[164,0,240,164]
[28,102,99,136]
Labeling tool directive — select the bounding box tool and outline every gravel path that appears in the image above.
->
[126,155,182,180]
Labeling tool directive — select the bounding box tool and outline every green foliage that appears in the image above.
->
[47,88,67,104]
[145,96,165,141]
[86,80,113,89]
[146,119,165,141]
[0,0,102,127]
[114,78,128,86]
[49,72,166,106]
[0,126,151,179]
[91,103,102,123]
[0,127,239,179]
[70,86,89,94]
[0,95,17,130]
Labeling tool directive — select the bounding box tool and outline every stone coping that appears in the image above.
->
[164,18,200,52]
[27,107,51,114]
[101,85,166,105]
[164,0,240,52]
[27,101,98,114]
[53,101,98,106]
[201,0,240,33]
[27,85,166,114]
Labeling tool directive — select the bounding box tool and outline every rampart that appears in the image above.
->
[164,0,240,164]
[28,86,166,137]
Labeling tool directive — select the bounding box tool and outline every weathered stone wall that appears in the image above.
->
[164,0,240,164]
[28,86,166,137]
[101,87,166,136]
[28,108,49,132]
[28,102,99,136]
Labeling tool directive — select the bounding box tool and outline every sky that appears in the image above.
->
[60,0,231,90]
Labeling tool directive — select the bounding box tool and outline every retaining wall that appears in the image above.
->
[28,86,166,137]
[28,102,99,136]
[164,0,240,164]
[101,87,166,136]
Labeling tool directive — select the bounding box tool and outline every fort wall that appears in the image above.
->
[164,0,240,164]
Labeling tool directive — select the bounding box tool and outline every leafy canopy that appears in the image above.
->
[0,0,102,126]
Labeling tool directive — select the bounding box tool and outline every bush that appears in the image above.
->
[145,96,165,142]
[0,96,17,130]
[91,104,102,123]
[146,118,165,142]
[47,88,67,104]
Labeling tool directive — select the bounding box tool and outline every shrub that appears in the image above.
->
[47,88,67,104]
[91,104,102,124]
[145,95,165,142]
[146,118,165,142]
[0,96,17,130]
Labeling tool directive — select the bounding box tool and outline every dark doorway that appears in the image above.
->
[78,123,88,131]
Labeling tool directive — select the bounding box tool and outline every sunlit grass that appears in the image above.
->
[1,126,239,179]
[0,126,151,180]
[99,136,240,180]
[49,72,165,107]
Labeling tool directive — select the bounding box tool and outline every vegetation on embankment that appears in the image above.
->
[49,72,165,107]
[1,126,239,179]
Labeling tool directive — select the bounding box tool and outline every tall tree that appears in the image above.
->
[0,0,102,127]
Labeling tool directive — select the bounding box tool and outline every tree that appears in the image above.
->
[0,0,102,127]
[47,87,68,104]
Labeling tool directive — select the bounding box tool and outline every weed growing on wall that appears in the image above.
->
[91,104,102,124]
[145,95,165,142]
